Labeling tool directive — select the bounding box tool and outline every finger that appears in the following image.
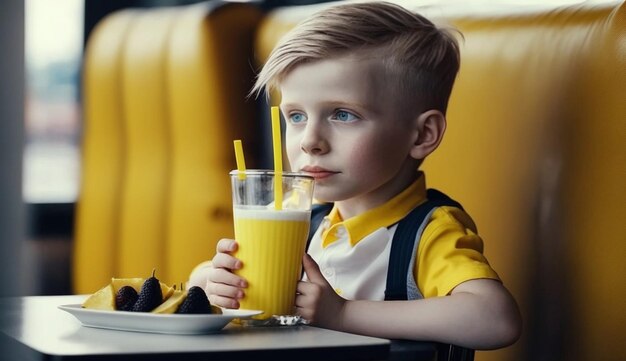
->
[294,296,314,321]
[208,268,248,288]
[294,291,315,308]
[208,294,240,309]
[212,252,243,270]
[302,254,327,284]
[216,238,238,253]
[296,280,319,296]
[206,282,245,300]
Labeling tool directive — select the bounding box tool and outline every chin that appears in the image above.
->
[313,188,352,204]
[312,187,337,203]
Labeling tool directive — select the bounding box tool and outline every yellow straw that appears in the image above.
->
[271,106,283,210]
[233,140,246,180]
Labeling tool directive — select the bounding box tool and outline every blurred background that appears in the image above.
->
[1,1,624,361]
[5,0,336,297]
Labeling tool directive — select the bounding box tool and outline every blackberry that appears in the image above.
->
[176,286,212,314]
[115,286,138,311]
[131,269,163,312]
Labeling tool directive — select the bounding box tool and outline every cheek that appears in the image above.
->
[285,130,301,168]
[346,138,386,170]
[349,134,408,171]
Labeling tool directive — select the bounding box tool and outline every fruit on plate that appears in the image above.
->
[111,277,174,300]
[83,269,172,311]
[82,284,115,310]
[82,271,221,314]
[115,286,138,311]
[152,288,186,314]
[177,286,212,314]
[131,270,163,312]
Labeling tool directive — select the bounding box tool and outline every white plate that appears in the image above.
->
[58,304,263,334]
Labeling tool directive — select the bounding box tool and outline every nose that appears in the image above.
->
[300,120,329,155]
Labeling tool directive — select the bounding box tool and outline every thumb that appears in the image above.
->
[302,254,328,285]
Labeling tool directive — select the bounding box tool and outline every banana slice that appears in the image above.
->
[152,289,187,314]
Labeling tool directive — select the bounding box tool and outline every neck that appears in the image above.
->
[336,165,420,220]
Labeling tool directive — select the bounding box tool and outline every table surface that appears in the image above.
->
[0,295,438,361]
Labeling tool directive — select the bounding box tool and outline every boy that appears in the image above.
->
[189,1,521,350]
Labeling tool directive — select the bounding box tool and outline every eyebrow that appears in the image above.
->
[281,100,371,111]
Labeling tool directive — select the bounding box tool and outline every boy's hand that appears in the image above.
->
[204,238,247,309]
[296,254,346,329]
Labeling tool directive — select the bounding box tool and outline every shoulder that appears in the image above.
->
[415,205,500,297]
[417,203,488,266]
[429,205,478,235]
[418,205,483,254]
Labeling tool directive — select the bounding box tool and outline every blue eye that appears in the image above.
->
[333,110,358,122]
[288,112,307,124]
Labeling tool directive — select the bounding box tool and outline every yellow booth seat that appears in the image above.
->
[74,2,263,291]
[75,0,624,359]
[254,1,625,361]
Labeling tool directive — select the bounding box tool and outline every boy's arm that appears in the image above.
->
[297,255,522,350]
[340,278,521,350]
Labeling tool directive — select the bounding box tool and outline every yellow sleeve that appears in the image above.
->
[415,206,500,298]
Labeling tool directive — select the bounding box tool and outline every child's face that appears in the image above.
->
[279,55,421,208]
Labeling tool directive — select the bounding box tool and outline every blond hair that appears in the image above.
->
[252,1,462,114]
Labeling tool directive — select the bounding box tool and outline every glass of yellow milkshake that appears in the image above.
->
[230,170,314,325]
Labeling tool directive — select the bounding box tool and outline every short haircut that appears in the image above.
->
[252,1,462,114]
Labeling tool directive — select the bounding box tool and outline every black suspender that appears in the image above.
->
[306,189,463,301]
[384,189,463,300]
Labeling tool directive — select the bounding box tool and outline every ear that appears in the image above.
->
[409,110,447,160]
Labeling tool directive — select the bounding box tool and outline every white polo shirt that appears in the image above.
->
[306,173,500,301]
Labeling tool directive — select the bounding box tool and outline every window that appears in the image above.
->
[24,0,84,204]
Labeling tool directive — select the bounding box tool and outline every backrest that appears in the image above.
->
[254,1,625,361]
[117,6,175,285]
[74,9,134,292]
[74,2,263,291]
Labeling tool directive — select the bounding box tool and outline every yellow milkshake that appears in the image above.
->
[233,207,310,319]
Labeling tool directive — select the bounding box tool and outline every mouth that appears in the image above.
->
[300,166,338,180]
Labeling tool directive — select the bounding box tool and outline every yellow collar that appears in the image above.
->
[321,173,427,248]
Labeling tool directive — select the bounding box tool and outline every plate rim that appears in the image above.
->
[59,303,263,318]
[58,303,263,334]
